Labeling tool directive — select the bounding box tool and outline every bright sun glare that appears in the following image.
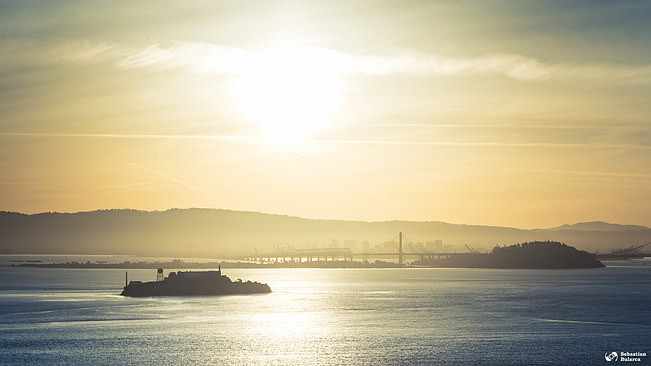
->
[236,44,345,139]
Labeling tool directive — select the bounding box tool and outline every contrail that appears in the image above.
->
[305,138,651,151]
[367,122,644,130]
[127,163,217,198]
[0,132,250,142]
[498,167,651,187]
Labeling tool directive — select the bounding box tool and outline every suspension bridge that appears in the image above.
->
[241,233,651,264]
[242,232,464,264]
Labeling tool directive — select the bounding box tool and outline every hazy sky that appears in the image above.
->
[1,0,650,228]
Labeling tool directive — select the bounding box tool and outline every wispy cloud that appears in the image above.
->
[1,131,649,151]
[108,42,548,80]
[0,39,121,70]
[353,53,550,80]
[5,39,651,83]
[111,42,651,83]
[499,167,651,190]
[117,42,249,73]
[503,167,651,180]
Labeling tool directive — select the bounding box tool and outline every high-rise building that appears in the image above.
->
[361,240,370,251]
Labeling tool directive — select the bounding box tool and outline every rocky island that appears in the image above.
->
[121,266,271,297]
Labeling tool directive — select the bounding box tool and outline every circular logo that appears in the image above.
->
[605,352,618,362]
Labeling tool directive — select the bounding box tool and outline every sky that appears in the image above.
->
[1,0,650,228]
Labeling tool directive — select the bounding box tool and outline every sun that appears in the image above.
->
[236,43,345,140]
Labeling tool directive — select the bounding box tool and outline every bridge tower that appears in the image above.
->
[399,232,403,265]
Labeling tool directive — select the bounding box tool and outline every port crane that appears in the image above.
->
[465,244,479,254]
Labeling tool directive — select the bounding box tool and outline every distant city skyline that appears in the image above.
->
[1,1,651,228]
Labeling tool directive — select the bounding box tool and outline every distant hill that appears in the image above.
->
[548,221,650,232]
[1,209,650,257]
